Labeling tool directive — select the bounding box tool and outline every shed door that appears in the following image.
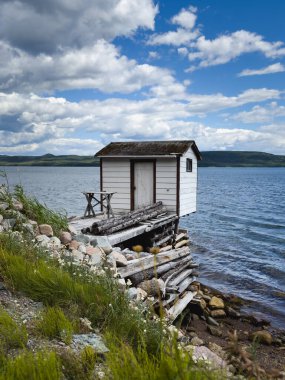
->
[134,162,154,209]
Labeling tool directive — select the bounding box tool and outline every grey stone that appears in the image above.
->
[72,333,108,354]
[207,325,223,337]
[0,214,3,223]
[78,244,87,254]
[127,287,138,300]
[0,282,6,291]
[36,234,50,247]
[0,202,9,210]
[22,223,35,236]
[191,336,204,346]
[49,236,61,249]
[39,224,53,237]
[0,225,4,232]
[191,346,227,370]
[88,250,105,267]
[74,234,90,244]
[2,218,16,230]
[109,251,128,267]
[227,306,241,318]
[117,278,126,291]
[206,316,220,326]
[136,287,148,301]
[91,236,112,253]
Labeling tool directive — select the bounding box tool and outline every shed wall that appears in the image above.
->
[102,159,131,212]
[179,148,197,216]
[155,158,177,213]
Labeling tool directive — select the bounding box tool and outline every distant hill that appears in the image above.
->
[199,151,285,167]
[0,154,99,167]
[0,151,284,167]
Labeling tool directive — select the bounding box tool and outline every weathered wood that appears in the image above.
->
[153,234,174,247]
[117,247,190,278]
[145,215,178,232]
[94,202,163,229]
[169,268,193,287]
[91,202,164,234]
[178,276,197,293]
[175,233,187,242]
[162,294,178,306]
[175,239,189,249]
[150,225,174,243]
[167,291,196,321]
[159,245,172,252]
[104,208,167,235]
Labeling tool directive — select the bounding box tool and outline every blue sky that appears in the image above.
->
[0,0,285,155]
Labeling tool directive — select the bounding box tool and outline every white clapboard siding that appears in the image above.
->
[179,148,197,216]
[156,158,177,213]
[102,159,131,212]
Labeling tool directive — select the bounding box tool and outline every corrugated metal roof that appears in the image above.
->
[95,140,202,160]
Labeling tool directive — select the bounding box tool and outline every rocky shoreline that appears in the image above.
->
[0,186,284,379]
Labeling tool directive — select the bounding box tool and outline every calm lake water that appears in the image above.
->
[1,166,285,328]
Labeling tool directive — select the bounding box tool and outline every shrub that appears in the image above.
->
[36,306,74,344]
[60,346,98,380]
[0,307,27,351]
[0,351,61,380]
[13,185,68,236]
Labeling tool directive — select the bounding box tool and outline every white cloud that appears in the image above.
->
[148,6,199,46]
[231,103,285,124]
[188,30,285,68]
[172,6,197,30]
[0,0,158,53]
[238,63,285,77]
[0,40,175,93]
[0,88,283,155]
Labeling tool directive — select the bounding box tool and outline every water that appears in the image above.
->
[1,166,284,328]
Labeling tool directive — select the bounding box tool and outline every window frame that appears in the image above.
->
[186,158,193,172]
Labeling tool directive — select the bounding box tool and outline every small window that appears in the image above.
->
[186,158,192,172]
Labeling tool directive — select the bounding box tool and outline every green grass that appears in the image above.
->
[0,351,61,380]
[0,233,163,355]
[105,338,224,380]
[36,306,74,344]
[13,185,68,236]
[0,307,28,352]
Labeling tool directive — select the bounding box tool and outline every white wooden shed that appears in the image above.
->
[95,141,201,217]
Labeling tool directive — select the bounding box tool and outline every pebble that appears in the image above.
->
[109,251,128,267]
[191,336,204,346]
[209,296,225,309]
[207,325,222,337]
[210,309,226,318]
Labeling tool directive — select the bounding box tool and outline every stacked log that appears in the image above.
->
[83,202,166,235]
[117,244,198,321]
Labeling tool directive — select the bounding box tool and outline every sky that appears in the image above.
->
[1,0,285,156]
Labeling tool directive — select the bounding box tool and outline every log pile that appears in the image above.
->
[82,202,167,235]
[116,239,199,321]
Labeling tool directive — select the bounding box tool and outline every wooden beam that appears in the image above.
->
[167,291,196,321]
[117,247,190,278]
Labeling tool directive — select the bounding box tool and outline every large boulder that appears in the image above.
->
[209,296,225,309]
[39,224,53,237]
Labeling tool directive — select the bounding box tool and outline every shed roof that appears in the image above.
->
[95,140,202,160]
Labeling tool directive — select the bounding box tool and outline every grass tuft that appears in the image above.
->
[0,307,28,352]
[36,306,74,344]
[0,351,61,380]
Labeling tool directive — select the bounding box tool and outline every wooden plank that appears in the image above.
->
[159,245,172,252]
[117,247,190,278]
[175,239,189,249]
[167,291,196,321]
[175,233,187,242]
[178,276,197,293]
[169,268,193,287]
